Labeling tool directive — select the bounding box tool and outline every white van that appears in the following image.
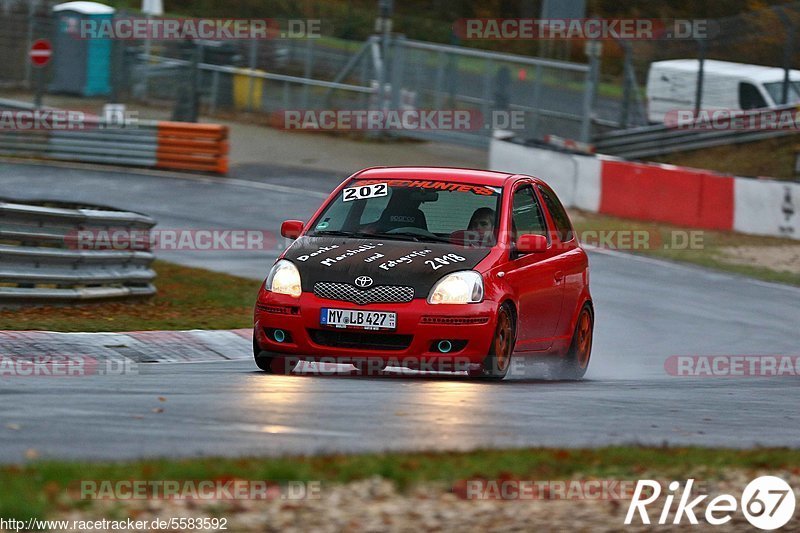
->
[645,59,800,123]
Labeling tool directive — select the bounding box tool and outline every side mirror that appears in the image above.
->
[516,233,548,254]
[280,220,304,239]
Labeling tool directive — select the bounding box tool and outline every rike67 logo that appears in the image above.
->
[625,476,796,530]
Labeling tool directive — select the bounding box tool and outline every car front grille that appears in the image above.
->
[313,282,414,305]
[308,329,413,351]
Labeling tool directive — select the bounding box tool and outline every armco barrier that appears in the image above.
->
[488,136,601,212]
[0,200,157,304]
[156,122,229,174]
[0,99,228,174]
[599,160,734,231]
[489,135,800,240]
[734,178,800,239]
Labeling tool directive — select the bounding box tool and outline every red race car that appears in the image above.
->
[254,167,593,380]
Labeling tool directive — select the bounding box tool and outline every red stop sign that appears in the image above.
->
[29,39,53,67]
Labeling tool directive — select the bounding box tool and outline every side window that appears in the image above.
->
[537,185,574,242]
[511,186,547,238]
[739,82,767,110]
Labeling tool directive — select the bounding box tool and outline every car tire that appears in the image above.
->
[476,303,516,380]
[253,333,297,374]
[554,303,594,380]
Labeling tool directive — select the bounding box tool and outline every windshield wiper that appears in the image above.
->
[372,232,450,243]
[311,230,383,239]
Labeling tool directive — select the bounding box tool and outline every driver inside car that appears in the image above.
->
[464,207,496,246]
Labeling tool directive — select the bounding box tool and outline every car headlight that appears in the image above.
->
[265,260,302,298]
[427,270,484,304]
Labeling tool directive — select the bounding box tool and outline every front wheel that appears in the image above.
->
[253,334,297,374]
[474,304,515,380]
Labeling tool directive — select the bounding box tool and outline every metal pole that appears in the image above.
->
[580,41,601,143]
[619,40,632,128]
[376,0,394,113]
[301,38,313,109]
[248,38,258,110]
[776,9,796,105]
[390,35,405,111]
[530,63,543,138]
[34,67,43,108]
[142,13,152,102]
[482,59,493,131]
[694,38,706,116]
[25,0,35,87]
[433,50,445,111]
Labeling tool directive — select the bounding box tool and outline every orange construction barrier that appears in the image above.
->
[155,122,229,174]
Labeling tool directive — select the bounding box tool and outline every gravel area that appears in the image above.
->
[51,471,799,532]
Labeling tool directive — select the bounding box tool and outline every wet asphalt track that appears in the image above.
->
[1,161,799,462]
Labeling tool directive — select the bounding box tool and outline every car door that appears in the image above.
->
[503,183,564,352]
[537,183,586,338]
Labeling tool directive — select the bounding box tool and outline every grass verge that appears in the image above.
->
[4,446,800,520]
[0,261,259,332]
[650,136,799,181]
[571,210,800,287]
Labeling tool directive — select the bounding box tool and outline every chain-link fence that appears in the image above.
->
[0,0,56,89]
[1,1,605,147]
[609,2,800,130]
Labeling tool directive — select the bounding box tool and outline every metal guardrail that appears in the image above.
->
[0,200,157,304]
[594,104,800,159]
[0,98,229,173]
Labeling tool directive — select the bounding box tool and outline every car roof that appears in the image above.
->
[351,166,531,187]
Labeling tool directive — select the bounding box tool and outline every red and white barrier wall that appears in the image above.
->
[489,137,799,240]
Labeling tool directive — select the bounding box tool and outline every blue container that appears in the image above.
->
[50,1,115,96]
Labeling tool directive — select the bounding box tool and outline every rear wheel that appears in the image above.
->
[475,304,515,380]
[553,304,593,380]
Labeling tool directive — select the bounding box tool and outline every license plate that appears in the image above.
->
[320,308,396,330]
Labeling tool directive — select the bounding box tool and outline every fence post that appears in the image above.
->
[390,35,405,111]
[775,8,796,105]
[619,40,633,128]
[694,38,706,116]
[248,38,258,110]
[209,70,219,114]
[530,63,543,139]
[433,50,445,111]
[482,59,493,134]
[580,41,601,143]
[301,38,314,110]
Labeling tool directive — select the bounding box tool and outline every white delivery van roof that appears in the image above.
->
[53,2,115,15]
[651,59,800,83]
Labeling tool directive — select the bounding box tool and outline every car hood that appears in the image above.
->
[283,236,492,295]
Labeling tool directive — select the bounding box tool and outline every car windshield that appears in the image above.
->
[308,179,503,247]
[763,81,800,105]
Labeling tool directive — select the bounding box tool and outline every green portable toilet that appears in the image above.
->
[51,1,115,96]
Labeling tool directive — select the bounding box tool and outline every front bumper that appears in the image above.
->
[254,290,498,366]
